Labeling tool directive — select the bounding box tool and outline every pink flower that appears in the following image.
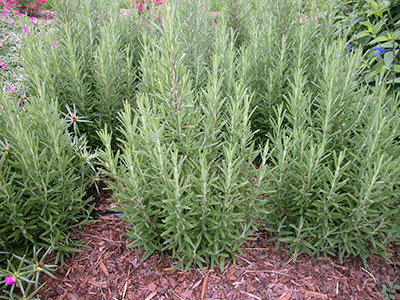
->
[10,20,14,25]
[5,276,15,286]
[138,6,144,11]
[0,61,5,69]
[2,12,8,17]
[8,85,14,93]
[51,41,55,47]
[22,26,29,34]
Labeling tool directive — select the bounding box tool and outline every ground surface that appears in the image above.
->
[36,182,400,300]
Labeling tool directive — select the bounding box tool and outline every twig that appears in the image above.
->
[80,233,125,244]
[362,267,376,284]
[200,273,209,299]
[235,254,253,265]
[122,273,129,300]
[171,291,186,300]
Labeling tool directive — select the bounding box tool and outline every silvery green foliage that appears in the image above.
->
[244,0,338,142]
[0,14,52,96]
[0,92,93,265]
[98,1,270,271]
[20,0,141,147]
[265,38,400,262]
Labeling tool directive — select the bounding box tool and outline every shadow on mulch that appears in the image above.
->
[36,182,400,300]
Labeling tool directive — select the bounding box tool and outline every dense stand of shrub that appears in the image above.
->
[237,0,400,262]
[21,0,143,147]
[0,0,399,297]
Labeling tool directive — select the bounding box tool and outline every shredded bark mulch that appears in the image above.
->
[36,183,400,300]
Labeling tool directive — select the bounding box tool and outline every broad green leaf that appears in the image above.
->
[368,35,391,45]
[384,51,394,67]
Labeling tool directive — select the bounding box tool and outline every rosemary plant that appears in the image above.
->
[98,1,271,272]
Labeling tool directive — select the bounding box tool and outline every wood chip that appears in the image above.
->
[99,261,109,277]
[145,290,157,300]
[279,290,292,300]
[240,290,262,300]
[305,290,329,299]
[200,273,209,299]
[181,289,193,298]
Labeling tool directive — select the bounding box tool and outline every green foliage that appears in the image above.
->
[20,0,142,148]
[0,248,56,300]
[382,282,400,300]
[264,39,400,262]
[0,91,94,265]
[333,0,400,93]
[0,14,51,95]
[98,1,271,272]
[218,0,254,48]
[245,0,338,142]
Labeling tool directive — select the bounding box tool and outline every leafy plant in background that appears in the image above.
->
[20,0,143,148]
[1,0,47,15]
[333,0,400,93]
[1,9,54,97]
[381,281,400,300]
[98,0,271,272]
[244,0,339,142]
[0,248,56,300]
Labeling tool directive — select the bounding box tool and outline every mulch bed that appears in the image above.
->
[36,182,400,300]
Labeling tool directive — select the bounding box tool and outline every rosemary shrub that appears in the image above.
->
[98,1,271,271]
[265,39,400,262]
[0,91,93,265]
[20,0,142,147]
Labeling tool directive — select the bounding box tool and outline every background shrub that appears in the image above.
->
[332,0,400,93]
[20,0,143,148]
[1,0,47,15]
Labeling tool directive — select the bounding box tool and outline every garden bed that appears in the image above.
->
[35,183,400,300]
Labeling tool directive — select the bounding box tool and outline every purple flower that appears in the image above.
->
[8,85,14,93]
[5,276,15,286]
[347,43,353,52]
[51,41,55,47]
[22,26,29,34]
[372,46,387,57]
[0,61,5,70]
